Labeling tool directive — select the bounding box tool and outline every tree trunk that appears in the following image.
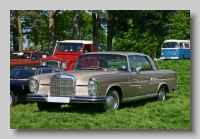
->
[92,11,100,52]
[95,14,100,52]
[92,11,97,51]
[49,10,55,55]
[49,10,60,55]
[73,10,80,40]
[18,14,23,50]
[107,11,114,51]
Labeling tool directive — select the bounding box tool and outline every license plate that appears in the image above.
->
[47,97,70,103]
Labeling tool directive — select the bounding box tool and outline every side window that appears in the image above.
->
[129,56,153,71]
[41,54,48,58]
[84,45,91,53]
[32,53,40,60]
[37,68,53,74]
[141,57,153,70]
[184,43,190,48]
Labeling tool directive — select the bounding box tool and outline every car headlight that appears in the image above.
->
[40,61,47,66]
[61,62,68,68]
[88,78,98,96]
[29,78,39,93]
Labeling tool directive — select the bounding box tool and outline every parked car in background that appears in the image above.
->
[27,52,179,112]
[39,40,94,71]
[160,39,190,60]
[10,50,50,67]
[10,65,60,106]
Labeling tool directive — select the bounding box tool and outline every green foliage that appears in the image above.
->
[55,10,94,41]
[112,10,190,57]
[23,10,48,47]
[10,60,190,129]
[10,10,190,54]
[165,10,190,40]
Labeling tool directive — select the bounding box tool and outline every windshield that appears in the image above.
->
[162,42,179,48]
[10,67,24,77]
[56,43,83,52]
[10,66,36,78]
[73,54,128,71]
[10,52,31,59]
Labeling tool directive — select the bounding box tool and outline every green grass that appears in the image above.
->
[10,60,190,129]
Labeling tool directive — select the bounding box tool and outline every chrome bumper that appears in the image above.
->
[27,94,107,104]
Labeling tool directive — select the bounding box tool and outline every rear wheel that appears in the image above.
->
[157,85,167,102]
[97,89,120,112]
[37,102,61,111]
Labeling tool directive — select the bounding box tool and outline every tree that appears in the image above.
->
[91,10,107,51]
[24,10,48,51]
[165,10,190,40]
[112,10,176,57]
[49,10,60,54]
[10,10,19,52]
[106,10,115,51]
[10,10,24,51]
[73,10,80,40]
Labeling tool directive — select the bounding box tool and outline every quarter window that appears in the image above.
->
[129,56,153,71]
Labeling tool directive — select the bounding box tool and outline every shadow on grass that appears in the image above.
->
[34,103,100,114]
[33,97,165,114]
[120,97,157,109]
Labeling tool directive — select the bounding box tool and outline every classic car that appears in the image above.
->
[10,65,60,106]
[27,52,179,112]
[10,50,50,67]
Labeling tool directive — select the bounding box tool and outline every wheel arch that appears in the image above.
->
[106,85,122,102]
[158,83,169,93]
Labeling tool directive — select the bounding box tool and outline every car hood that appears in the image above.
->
[35,70,118,85]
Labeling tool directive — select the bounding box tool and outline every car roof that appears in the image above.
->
[58,40,93,44]
[164,40,190,43]
[81,51,147,57]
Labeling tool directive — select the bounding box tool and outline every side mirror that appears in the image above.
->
[135,67,142,71]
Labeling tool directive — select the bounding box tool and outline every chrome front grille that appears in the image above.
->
[50,74,76,97]
[47,61,60,69]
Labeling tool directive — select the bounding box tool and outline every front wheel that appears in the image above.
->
[10,91,15,106]
[10,90,17,106]
[157,85,167,102]
[97,89,120,112]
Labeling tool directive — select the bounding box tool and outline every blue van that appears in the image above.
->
[160,40,190,60]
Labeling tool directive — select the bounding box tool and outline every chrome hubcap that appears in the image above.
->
[159,89,166,102]
[10,94,12,105]
[105,92,118,111]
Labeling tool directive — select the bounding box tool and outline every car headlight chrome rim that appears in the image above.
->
[61,62,68,68]
[88,78,98,96]
[40,61,47,66]
[29,78,39,93]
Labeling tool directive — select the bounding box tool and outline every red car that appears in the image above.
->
[10,50,50,67]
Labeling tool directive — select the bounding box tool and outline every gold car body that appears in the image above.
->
[27,52,178,111]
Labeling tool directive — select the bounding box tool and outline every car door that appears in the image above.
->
[128,55,158,97]
[29,52,41,65]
